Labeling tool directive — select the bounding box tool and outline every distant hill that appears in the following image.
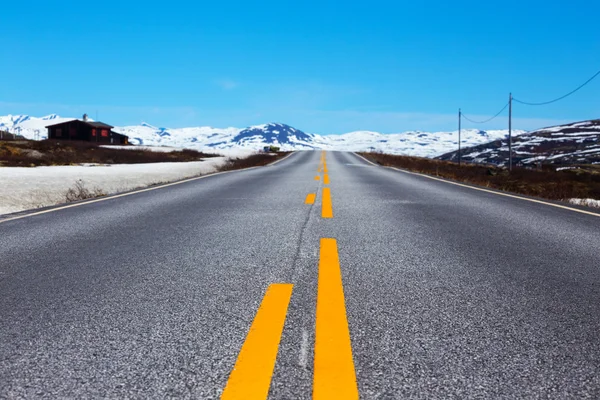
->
[437,119,600,166]
[230,123,317,149]
[1,114,526,157]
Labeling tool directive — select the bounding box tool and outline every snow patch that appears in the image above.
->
[0,158,227,215]
[568,198,600,209]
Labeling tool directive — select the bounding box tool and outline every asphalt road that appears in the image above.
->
[1,150,600,399]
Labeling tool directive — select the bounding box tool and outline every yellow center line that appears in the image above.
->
[313,239,358,400]
[315,175,321,181]
[221,284,294,400]
[322,187,333,218]
[323,174,330,185]
[305,193,316,204]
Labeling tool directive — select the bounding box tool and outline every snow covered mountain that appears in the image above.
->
[0,114,75,139]
[230,123,320,149]
[0,114,521,157]
[438,119,600,166]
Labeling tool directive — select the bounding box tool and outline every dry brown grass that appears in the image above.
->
[360,152,600,201]
[0,140,218,167]
[64,180,107,202]
[218,152,290,171]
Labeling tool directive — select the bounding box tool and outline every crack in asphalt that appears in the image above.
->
[289,186,320,284]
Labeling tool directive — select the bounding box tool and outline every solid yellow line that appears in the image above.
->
[221,283,294,400]
[313,239,358,400]
[315,175,321,181]
[387,167,600,218]
[322,187,333,218]
[323,174,330,185]
[305,193,316,204]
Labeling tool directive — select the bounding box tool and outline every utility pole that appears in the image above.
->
[458,108,462,166]
[508,93,513,171]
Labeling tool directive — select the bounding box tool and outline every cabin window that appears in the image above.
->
[56,128,62,137]
[91,129,96,137]
[101,129,108,137]
[70,127,76,137]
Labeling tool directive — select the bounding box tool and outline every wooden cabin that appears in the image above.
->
[45,117,129,145]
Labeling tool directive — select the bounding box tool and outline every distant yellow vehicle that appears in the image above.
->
[263,145,280,152]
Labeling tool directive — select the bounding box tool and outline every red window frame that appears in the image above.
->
[91,129,97,137]
[101,129,108,137]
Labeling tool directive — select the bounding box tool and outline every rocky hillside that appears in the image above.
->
[438,119,600,166]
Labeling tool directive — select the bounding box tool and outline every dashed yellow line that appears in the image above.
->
[313,239,358,400]
[315,176,321,181]
[221,284,294,400]
[305,193,316,204]
[322,188,333,218]
[323,174,330,185]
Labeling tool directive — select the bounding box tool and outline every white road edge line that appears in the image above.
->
[353,153,600,218]
[269,151,296,166]
[0,166,262,225]
[387,166,600,218]
[353,152,379,167]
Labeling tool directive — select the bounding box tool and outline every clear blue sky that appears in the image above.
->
[1,0,599,133]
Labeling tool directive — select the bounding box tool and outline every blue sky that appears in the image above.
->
[2,0,599,133]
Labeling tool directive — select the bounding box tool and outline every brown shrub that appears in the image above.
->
[0,140,219,167]
[64,180,106,202]
[219,152,290,171]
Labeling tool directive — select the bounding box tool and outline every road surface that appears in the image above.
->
[1,151,600,398]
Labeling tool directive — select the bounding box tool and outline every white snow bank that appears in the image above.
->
[211,148,260,158]
[568,198,600,209]
[0,158,227,215]
[99,145,183,152]
[100,145,253,158]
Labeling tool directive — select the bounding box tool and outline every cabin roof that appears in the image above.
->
[45,119,114,129]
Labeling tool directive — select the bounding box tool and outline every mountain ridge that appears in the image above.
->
[1,113,521,157]
[437,119,600,166]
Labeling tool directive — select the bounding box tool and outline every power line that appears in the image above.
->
[461,102,509,124]
[513,67,600,106]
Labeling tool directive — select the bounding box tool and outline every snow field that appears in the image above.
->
[0,158,227,215]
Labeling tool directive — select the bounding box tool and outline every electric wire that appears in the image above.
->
[513,68,600,106]
[460,102,509,124]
